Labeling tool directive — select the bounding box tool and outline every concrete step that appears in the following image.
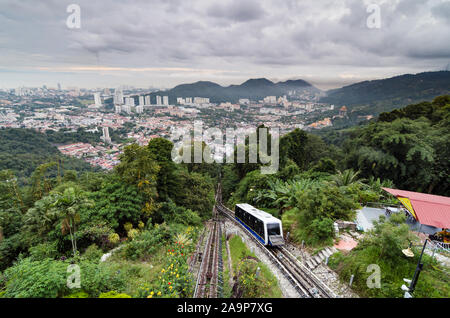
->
[314,255,322,264]
[323,248,332,257]
[306,260,314,269]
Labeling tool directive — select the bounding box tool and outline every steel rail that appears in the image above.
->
[216,202,334,298]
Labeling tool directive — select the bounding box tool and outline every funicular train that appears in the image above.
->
[234,203,285,246]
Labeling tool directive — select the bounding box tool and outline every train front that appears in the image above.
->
[267,222,285,246]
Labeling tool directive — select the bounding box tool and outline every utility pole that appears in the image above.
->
[401,239,428,298]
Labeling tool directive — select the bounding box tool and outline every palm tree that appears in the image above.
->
[330,169,365,187]
[255,179,321,214]
[23,194,60,244]
[52,187,92,257]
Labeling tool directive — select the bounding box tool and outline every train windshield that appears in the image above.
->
[267,223,281,235]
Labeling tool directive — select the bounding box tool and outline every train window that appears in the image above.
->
[267,223,280,235]
[257,220,264,237]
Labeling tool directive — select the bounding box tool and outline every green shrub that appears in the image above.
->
[28,241,59,261]
[64,291,89,298]
[82,244,103,261]
[120,226,171,261]
[108,233,120,245]
[76,261,126,297]
[307,218,334,245]
[158,200,201,226]
[124,222,133,232]
[99,291,131,298]
[127,229,139,240]
[2,258,68,298]
[2,258,126,298]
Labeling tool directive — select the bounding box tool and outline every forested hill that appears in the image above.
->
[147,78,321,104]
[0,128,96,180]
[320,71,450,115]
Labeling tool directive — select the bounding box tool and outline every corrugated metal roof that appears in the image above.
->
[383,188,450,229]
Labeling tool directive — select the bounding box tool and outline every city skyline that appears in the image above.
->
[1,0,450,90]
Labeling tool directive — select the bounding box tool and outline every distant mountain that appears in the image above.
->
[147,78,320,104]
[320,71,450,115]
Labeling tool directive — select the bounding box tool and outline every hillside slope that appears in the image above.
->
[0,128,97,180]
[320,71,450,115]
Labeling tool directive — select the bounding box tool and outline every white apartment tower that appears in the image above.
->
[102,127,111,144]
[145,95,151,105]
[94,93,102,107]
[163,96,169,106]
[156,96,162,105]
[114,88,124,105]
[125,97,135,107]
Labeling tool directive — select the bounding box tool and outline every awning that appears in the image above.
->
[383,188,450,229]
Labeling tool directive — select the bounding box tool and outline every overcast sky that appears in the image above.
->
[0,0,449,90]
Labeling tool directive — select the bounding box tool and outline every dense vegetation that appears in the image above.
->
[0,137,215,298]
[0,128,99,181]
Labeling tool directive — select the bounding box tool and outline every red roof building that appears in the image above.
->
[383,188,450,229]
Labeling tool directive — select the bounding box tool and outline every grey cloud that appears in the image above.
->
[206,0,266,22]
[0,0,449,89]
[431,1,450,23]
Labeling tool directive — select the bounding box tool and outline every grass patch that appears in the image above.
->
[221,234,233,298]
[228,235,282,298]
[106,247,166,297]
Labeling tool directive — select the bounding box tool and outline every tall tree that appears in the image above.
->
[52,187,93,257]
[115,144,160,216]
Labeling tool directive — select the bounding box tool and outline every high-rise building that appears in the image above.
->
[115,105,122,114]
[163,96,169,106]
[156,96,162,106]
[122,105,131,114]
[57,83,62,91]
[264,96,277,104]
[145,95,151,106]
[193,97,209,104]
[139,96,144,106]
[114,88,124,105]
[102,127,111,144]
[94,93,102,107]
[125,97,135,107]
[136,105,144,114]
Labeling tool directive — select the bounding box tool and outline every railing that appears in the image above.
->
[364,202,403,210]
[428,240,450,253]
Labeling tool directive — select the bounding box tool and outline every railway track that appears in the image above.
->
[193,191,223,298]
[215,189,335,298]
